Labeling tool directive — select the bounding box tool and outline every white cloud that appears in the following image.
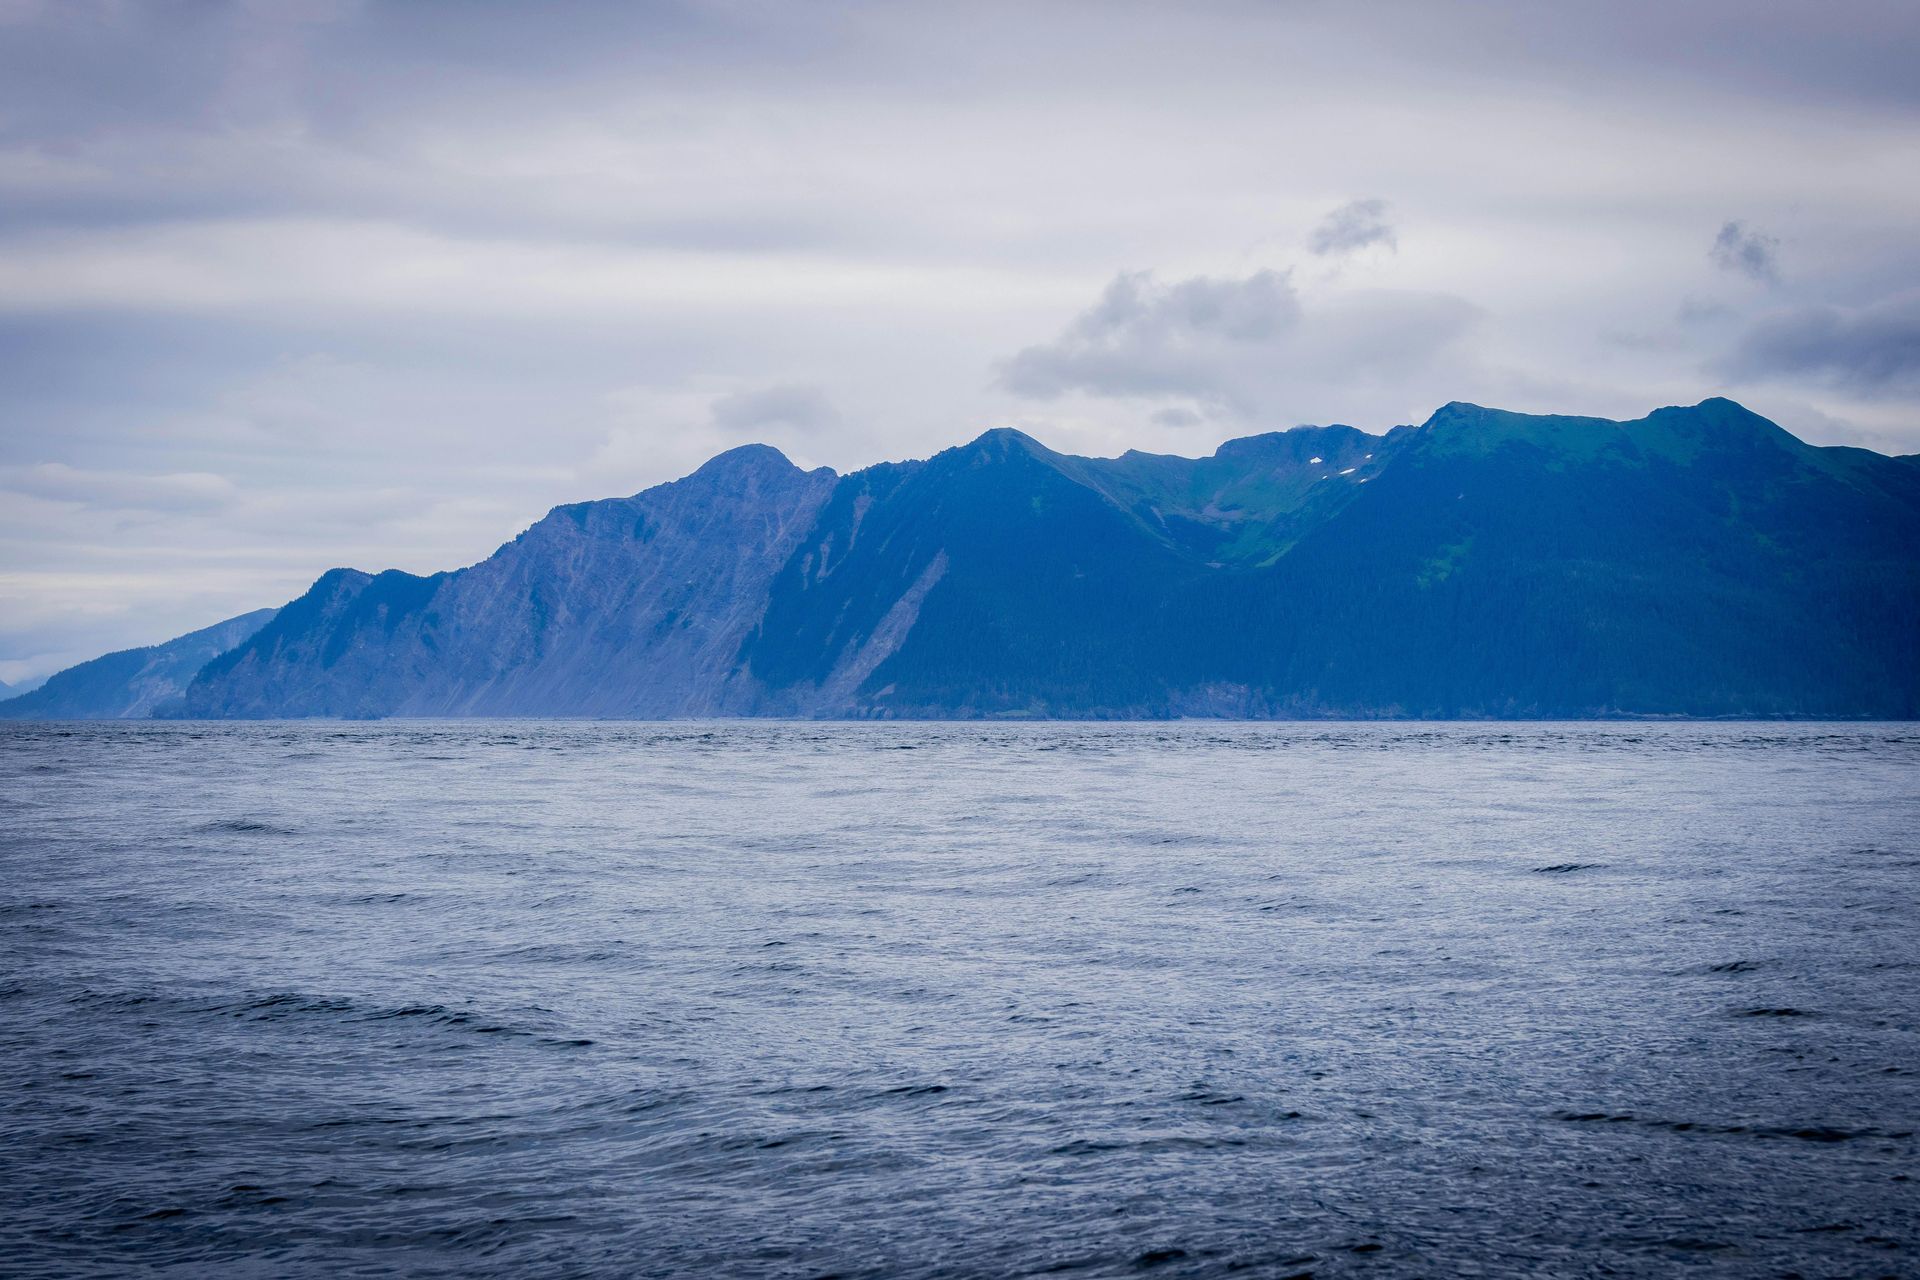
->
[0,219,1074,318]
[0,463,238,513]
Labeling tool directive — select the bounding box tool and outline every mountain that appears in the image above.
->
[0,608,279,719]
[156,398,1920,719]
[188,446,835,717]
[1224,399,1920,717]
[737,424,1419,716]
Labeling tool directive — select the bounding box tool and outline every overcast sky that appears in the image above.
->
[3,0,1918,682]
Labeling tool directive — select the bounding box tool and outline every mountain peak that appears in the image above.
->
[671,442,835,499]
[1648,396,1777,429]
[942,427,1056,467]
[966,426,1047,451]
[1640,398,1800,455]
[692,442,803,478]
[1420,401,1499,429]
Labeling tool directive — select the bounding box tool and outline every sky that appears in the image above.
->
[3,0,1918,683]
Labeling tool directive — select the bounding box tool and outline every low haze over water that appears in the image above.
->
[3,721,1916,1278]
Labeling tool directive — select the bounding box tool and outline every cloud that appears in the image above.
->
[1000,269,1302,405]
[1150,406,1206,428]
[2,0,1919,676]
[710,383,839,434]
[1710,220,1778,282]
[0,219,1068,318]
[998,268,1477,416]
[1309,199,1396,257]
[0,462,238,513]
[1720,291,1920,394]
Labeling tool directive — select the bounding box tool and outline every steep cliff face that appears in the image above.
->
[187,446,836,717]
[168,399,1920,720]
[0,609,278,719]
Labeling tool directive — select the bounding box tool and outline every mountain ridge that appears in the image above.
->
[10,398,1917,720]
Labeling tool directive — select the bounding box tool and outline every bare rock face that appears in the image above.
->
[187,446,836,718]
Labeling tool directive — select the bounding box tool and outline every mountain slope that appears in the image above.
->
[742,428,1219,716]
[169,398,1920,720]
[1059,424,1408,565]
[187,445,836,718]
[1224,398,1920,715]
[0,609,278,719]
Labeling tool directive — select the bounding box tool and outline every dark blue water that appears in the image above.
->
[2,722,1916,1278]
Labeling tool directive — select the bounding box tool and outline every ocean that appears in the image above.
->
[2,721,1915,1277]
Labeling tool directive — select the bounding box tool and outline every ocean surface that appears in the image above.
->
[2,721,1916,1279]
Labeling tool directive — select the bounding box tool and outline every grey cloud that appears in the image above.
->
[1309,199,1396,257]
[3,0,1919,675]
[7,1,1918,153]
[1678,297,1736,326]
[1000,268,1477,415]
[1722,292,1920,394]
[710,383,840,434]
[1345,0,1920,113]
[1710,221,1778,282]
[1001,269,1300,404]
[0,0,866,251]
[0,1,781,141]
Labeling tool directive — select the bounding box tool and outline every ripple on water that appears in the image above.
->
[0,719,1915,1279]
